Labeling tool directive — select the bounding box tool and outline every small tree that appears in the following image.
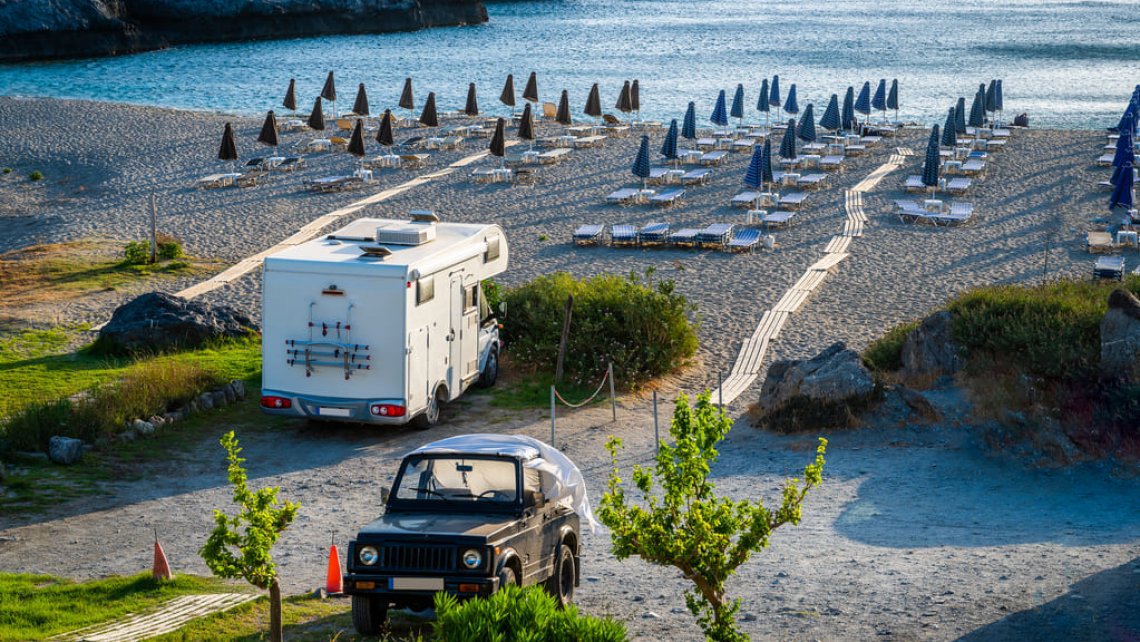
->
[599,392,827,642]
[200,431,300,642]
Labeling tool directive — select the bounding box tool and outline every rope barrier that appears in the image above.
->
[552,366,611,408]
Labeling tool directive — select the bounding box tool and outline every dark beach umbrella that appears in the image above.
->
[682,101,697,140]
[257,110,279,149]
[584,83,602,119]
[820,94,841,131]
[871,79,887,117]
[941,108,957,147]
[556,89,572,125]
[632,134,651,189]
[730,83,745,122]
[321,71,337,116]
[784,84,799,116]
[968,85,985,128]
[1109,162,1134,212]
[489,117,506,159]
[465,83,479,117]
[347,119,366,158]
[744,144,763,190]
[1111,159,1133,187]
[218,122,238,162]
[500,74,516,111]
[616,80,633,114]
[661,118,679,163]
[985,80,997,118]
[631,79,641,116]
[710,89,729,127]
[1112,132,1134,173]
[770,75,781,120]
[922,125,941,194]
[757,78,771,124]
[283,79,297,114]
[517,102,535,142]
[854,81,872,119]
[522,71,539,104]
[995,80,1004,121]
[308,96,325,131]
[760,138,774,186]
[779,118,797,160]
[352,83,370,117]
[399,77,415,111]
[797,104,816,143]
[887,79,900,122]
[419,92,438,128]
[842,86,856,132]
[955,97,967,134]
[377,109,395,147]
[1118,107,1136,135]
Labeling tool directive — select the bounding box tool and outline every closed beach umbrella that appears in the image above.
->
[770,75,781,120]
[631,79,641,117]
[842,86,856,132]
[257,110,279,150]
[922,125,940,194]
[283,79,297,114]
[1112,117,1134,168]
[661,118,679,164]
[321,71,337,116]
[420,91,438,128]
[797,104,816,143]
[682,101,697,140]
[968,85,985,128]
[352,83,370,117]
[744,143,763,191]
[784,84,799,116]
[955,97,967,134]
[518,102,535,143]
[465,83,479,117]
[995,80,1004,123]
[523,71,539,104]
[757,78,771,125]
[761,138,774,187]
[985,80,997,119]
[218,122,238,162]
[779,118,797,160]
[556,89,572,125]
[710,89,729,128]
[820,94,840,131]
[1118,107,1136,135]
[1111,159,1133,187]
[616,80,633,114]
[489,117,506,160]
[347,119,366,158]
[887,79,900,123]
[377,109,395,147]
[585,83,602,119]
[730,83,745,123]
[500,74,516,111]
[399,77,415,112]
[941,108,957,147]
[871,79,887,118]
[308,96,325,131]
[854,81,872,121]
[632,134,651,189]
[1109,161,1134,213]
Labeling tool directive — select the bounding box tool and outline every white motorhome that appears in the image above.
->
[259,212,508,427]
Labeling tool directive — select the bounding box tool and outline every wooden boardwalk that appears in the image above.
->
[51,593,257,642]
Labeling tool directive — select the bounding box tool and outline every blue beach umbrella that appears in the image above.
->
[757,78,771,125]
[985,80,997,121]
[682,102,697,140]
[1111,160,1133,187]
[968,85,986,128]
[761,138,774,186]
[887,79,900,123]
[785,84,799,116]
[854,81,872,119]
[955,97,967,134]
[842,86,857,132]
[1117,107,1135,135]
[632,134,651,189]
[1109,162,1134,214]
[995,80,1004,124]
[711,90,729,127]
[941,108,957,147]
[770,75,782,120]
[730,83,745,124]
[661,118,679,165]
[779,118,797,160]
[744,144,764,190]
[797,103,816,143]
[871,79,887,121]
[1112,120,1134,169]
[923,125,941,194]
[819,94,841,131]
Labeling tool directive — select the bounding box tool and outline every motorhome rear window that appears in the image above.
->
[417,276,435,305]
[485,236,501,262]
[464,284,478,312]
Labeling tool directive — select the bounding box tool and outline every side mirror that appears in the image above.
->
[380,487,391,504]
[524,490,545,509]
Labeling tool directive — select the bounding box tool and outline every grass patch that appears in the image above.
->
[861,320,919,372]
[0,572,241,641]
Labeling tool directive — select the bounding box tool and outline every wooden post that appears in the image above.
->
[652,390,659,455]
[608,362,616,422]
[550,385,556,444]
[554,295,574,384]
[149,192,158,265]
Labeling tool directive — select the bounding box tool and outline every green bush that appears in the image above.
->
[861,321,919,372]
[1,399,77,452]
[2,168,11,174]
[28,170,43,181]
[123,241,149,265]
[157,240,183,261]
[432,585,628,642]
[501,271,697,386]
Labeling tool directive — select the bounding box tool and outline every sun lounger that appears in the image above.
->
[1087,231,1115,253]
[574,135,607,148]
[275,157,304,172]
[904,175,925,192]
[470,167,513,183]
[196,173,238,189]
[696,137,718,150]
[946,177,973,194]
[236,170,267,188]
[895,199,929,224]
[400,153,431,168]
[762,210,797,228]
[732,138,758,153]
[573,224,605,245]
[1095,154,1115,167]
[638,222,670,245]
[606,187,641,204]
[610,224,638,246]
[542,102,558,119]
[960,159,986,175]
[539,148,572,164]
[650,187,685,206]
[648,167,672,184]
[777,192,807,209]
[1094,255,1125,281]
[700,151,729,166]
[796,173,829,190]
[779,156,803,169]
[696,223,734,248]
[860,135,883,146]
[726,227,761,253]
[399,136,425,149]
[669,228,700,247]
[305,176,364,193]
[845,144,866,156]
[329,136,350,151]
[681,168,713,185]
[930,203,974,226]
[732,191,760,208]
[512,166,540,185]
[604,125,631,138]
[365,154,401,170]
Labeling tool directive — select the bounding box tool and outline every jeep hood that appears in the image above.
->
[357,511,516,541]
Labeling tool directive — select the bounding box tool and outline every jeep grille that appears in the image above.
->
[375,543,456,572]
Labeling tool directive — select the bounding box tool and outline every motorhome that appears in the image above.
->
[259,212,508,427]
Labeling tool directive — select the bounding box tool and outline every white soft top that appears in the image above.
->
[409,434,599,534]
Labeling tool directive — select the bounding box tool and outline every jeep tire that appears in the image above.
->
[351,595,388,635]
[497,564,518,589]
[544,544,576,608]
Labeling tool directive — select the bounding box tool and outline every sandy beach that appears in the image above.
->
[1,95,1138,641]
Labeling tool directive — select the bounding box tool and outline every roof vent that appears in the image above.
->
[375,220,437,246]
[359,245,393,260]
[410,209,439,223]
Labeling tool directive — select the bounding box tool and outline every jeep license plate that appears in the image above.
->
[318,407,351,418]
[390,577,444,591]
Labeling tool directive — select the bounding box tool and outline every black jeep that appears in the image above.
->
[343,435,584,634]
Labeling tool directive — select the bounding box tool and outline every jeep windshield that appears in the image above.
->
[392,455,520,507]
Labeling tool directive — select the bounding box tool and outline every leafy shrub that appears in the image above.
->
[482,278,503,316]
[861,321,919,372]
[0,399,77,452]
[501,271,697,386]
[28,170,43,181]
[123,241,149,265]
[157,240,183,261]
[2,168,11,174]
[432,585,628,642]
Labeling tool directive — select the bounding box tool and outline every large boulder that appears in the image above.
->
[1100,288,1140,381]
[901,311,962,379]
[96,292,256,356]
[48,436,85,465]
[754,342,878,432]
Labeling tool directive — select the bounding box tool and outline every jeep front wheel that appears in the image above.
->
[497,564,518,589]
[544,544,576,607]
[351,595,388,635]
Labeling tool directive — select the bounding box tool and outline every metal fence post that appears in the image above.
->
[550,385,556,444]
[652,390,659,456]
[608,362,616,422]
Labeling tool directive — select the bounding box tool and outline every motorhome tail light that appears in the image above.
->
[260,396,292,409]
[370,404,406,417]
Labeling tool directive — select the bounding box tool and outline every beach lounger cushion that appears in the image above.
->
[573,224,605,244]
[726,228,761,252]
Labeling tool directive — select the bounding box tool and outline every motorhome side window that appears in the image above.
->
[484,236,500,262]
[417,276,435,305]
[464,284,478,312]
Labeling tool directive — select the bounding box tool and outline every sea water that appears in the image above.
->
[0,0,1136,129]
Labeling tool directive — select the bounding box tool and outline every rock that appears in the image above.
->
[148,415,165,428]
[163,411,179,424]
[198,392,215,411]
[48,436,85,465]
[742,612,758,622]
[118,428,137,442]
[632,595,644,603]
[1100,288,1140,381]
[901,311,962,379]
[311,587,328,599]
[642,612,661,620]
[187,399,199,414]
[230,379,246,401]
[211,389,227,408]
[755,342,878,432]
[222,383,236,404]
[94,292,256,357]
[132,419,155,436]
[898,387,941,423]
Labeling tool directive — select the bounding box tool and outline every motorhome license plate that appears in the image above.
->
[318,407,351,418]
[390,577,444,591]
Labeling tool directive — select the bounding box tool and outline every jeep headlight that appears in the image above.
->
[462,548,482,569]
[359,545,379,566]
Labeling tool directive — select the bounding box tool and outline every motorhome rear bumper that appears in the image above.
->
[259,390,412,425]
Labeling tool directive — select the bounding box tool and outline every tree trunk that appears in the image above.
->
[269,578,283,642]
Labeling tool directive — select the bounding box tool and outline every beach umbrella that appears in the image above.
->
[1112,121,1134,168]
[661,118,679,165]
[770,75,781,120]
[500,74,516,113]
[419,91,438,128]
[218,122,238,164]
[1109,162,1134,213]
[922,124,940,195]
[854,81,872,128]
[522,71,539,104]
[518,102,535,145]
[779,118,797,160]
[784,84,799,116]
[632,134,651,190]
[797,104,816,143]
[744,144,763,193]
[955,97,967,134]
[841,86,856,132]
[352,83,370,117]
[308,96,325,131]
[1118,107,1136,135]
[377,109,395,147]
[985,80,997,121]
[682,101,697,140]
[257,110,279,150]
[631,79,641,119]
[761,138,774,187]
[556,89,572,125]
[347,119,366,158]
[757,78,771,125]
[820,94,840,131]
[283,79,297,115]
[730,83,745,124]
[995,80,1004,124]
[887,79,900,123]
[399,77,415,113]
[871,79,887,120]
[941,108,957,147]
[321,71,337,117]
[710,89,729,128]
[1111,160,1133,187]
[616,80,633,115]
[464,83,479,117]
[584,83,602,120]
[968,85,985,128]
[489,117,506,164]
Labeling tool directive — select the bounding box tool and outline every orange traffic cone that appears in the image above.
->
[325,543,343,594]
[153,529,173,581]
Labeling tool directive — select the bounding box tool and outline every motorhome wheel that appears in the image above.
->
[413,387,443,429]
[477,348,499,387]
